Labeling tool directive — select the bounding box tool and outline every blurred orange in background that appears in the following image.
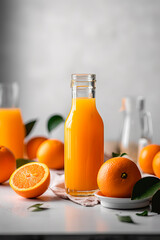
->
[37,139,64,169]
[152,151,160,178]
[139,144,160,174]
[26,136,48,159]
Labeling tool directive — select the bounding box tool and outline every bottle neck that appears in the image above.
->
[72,87,96,99]
[71,74,96,105]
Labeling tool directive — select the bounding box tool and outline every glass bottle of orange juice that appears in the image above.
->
[0,82,24,158]
[65,74,104,196]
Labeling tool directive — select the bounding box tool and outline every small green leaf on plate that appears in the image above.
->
[131,176,160,200]
[16,159,34,169]
[136,210,148,216]
[47,115,64,133]
[25,119,37,137]
[151,190,160,214]
[116,214,135,223]
[28,203,48,212]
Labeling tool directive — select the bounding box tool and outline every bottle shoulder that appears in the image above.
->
[65,106,103,128]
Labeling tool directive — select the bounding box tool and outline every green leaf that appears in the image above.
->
[136,210,148,216]
[112,152,120,158]
[28,204,43,209]
[131,176,160,200]
[120,153,127,157]
[25,120,37,137]
[31,208,48,212]
[47,115,64,133]
[116,214,135,223]
[16,159,34,169]
[151,190,160,214]
[28,203,48,212]
[112,152,127,158]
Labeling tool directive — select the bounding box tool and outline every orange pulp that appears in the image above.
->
[64,98,104,195]
[9,162,50,198]
[0,108,25,158]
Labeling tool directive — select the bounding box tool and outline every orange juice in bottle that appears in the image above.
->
[0,82,24,158]
[65,74,104,196]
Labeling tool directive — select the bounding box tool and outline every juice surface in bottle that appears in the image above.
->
[65,74,104,196]
[0,108,25,158]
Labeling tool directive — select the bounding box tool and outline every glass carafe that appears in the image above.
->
[0,82,25,158]
[120,96,152,162]
[64,74,104,196]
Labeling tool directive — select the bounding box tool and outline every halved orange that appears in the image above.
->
[9,162,50,198]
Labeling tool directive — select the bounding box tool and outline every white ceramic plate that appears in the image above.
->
[94,190,151,210]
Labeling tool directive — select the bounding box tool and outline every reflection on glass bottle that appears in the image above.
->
[120,96,152,163]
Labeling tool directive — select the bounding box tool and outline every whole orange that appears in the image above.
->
[152,151,160,178]
[26,136,48,159]
[97,157,141,198]
[0,146,16,183]
[139,144,160,174]
[37,139,64,169]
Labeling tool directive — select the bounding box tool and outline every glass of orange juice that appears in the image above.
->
[65,74,104,196]
[0,82,25,158]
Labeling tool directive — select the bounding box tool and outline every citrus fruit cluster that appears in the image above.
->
[25,137,64,170]
[0,145,50,198]
[0,134,64,198]
[14,135,64,198]
[139,144,160,177]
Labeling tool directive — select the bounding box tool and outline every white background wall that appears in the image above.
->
[1,0,160,143]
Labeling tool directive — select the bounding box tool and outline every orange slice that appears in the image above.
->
[9,162,50,198]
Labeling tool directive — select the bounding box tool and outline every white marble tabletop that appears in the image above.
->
[0,178,160,238]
